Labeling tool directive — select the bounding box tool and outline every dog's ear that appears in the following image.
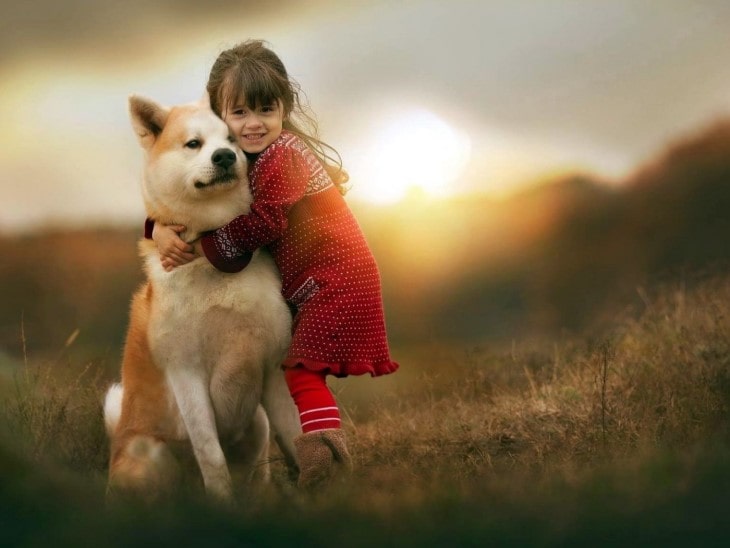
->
[129,95,170,150]
[198,89,212,109]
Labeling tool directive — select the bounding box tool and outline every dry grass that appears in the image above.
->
[1,275,729,546]
[2,343,109,474]
[361,277,727,470]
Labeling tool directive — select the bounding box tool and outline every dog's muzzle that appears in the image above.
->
[195,173,237,189]
[195,148,239,189]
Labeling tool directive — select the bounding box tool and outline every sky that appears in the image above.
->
[1,0,730,232]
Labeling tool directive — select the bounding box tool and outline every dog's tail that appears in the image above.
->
[103,383,124,437]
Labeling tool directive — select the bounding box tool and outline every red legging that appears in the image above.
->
[284,366,342,433]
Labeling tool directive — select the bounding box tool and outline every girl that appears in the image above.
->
[149,40,398,489]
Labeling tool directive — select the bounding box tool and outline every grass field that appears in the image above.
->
[1,275,729,547]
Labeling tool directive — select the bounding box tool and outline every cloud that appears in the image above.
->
[0,0,303,67]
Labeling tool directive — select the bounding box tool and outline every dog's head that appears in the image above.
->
[129,94,250,233]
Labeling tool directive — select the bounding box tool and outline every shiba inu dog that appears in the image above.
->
[103,94,300,502]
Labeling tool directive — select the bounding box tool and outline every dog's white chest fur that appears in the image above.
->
[143,246,291,435]
[145,247,285,328]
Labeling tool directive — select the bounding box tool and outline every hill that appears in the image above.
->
[361,118,730,342]
[1,119,730,357]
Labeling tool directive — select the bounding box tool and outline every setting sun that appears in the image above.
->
[348,108,472,204]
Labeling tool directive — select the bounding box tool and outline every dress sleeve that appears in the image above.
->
[144,218,155,239]
[200,143,310,272]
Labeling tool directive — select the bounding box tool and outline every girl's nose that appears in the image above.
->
[245,114,262,128]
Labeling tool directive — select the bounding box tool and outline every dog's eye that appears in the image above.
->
[227,135,236,144]
[185,139,201,149]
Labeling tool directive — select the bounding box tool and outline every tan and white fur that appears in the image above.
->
[103,94,300,502]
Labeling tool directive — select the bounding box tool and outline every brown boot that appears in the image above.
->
[294,429,352,490]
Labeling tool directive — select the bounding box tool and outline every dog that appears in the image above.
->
[103,94,300,502]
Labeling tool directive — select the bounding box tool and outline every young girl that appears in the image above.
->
[149,39,398,489]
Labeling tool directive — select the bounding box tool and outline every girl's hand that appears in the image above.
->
[152,223,197,271]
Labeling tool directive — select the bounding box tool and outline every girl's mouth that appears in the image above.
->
[244,133,265,141]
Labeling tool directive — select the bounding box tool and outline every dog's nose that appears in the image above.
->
[212,148,237,169]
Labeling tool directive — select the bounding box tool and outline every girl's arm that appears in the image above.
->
[200,144,310,272]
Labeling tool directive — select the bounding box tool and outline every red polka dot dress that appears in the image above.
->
[200,131,398,378]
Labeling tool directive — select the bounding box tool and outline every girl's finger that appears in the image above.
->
[172,250,197,264]
[172,249,194,262]
[176,241,194,253]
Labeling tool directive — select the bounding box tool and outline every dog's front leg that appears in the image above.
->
[166,368,233,502]
[262,369,301,474]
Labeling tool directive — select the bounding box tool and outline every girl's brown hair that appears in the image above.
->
[207,40,349,193]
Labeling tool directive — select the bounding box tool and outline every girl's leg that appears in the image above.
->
[284,366,351,489]
[284,366,341,432]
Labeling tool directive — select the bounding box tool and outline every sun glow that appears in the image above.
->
[348,108,472,204]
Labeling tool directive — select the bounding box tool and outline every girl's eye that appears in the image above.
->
[261,105,275,113]
[185,139,201,149]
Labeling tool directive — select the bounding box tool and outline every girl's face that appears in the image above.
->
[222,99,285,155]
